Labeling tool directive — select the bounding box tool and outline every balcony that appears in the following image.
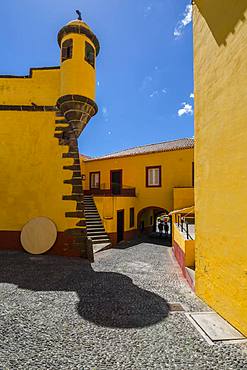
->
[84,183,136,197]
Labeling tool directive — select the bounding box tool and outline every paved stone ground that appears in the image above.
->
[0,241,247,370]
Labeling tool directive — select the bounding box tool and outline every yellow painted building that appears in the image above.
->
[81,139,194,245]
[0,15,99,259]
[193,1,247,336]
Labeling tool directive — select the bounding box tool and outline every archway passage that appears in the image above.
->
[137,206,169,236]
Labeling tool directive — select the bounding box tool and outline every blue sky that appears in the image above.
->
[0,0,194,157]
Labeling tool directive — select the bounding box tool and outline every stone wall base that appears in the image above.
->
[173,241,194,291]
[0,230,82,257]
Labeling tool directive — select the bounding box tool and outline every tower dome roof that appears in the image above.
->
[57,18,100,56]
[66,19,91,29]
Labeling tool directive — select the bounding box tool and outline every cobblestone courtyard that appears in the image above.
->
[0,242,247,370]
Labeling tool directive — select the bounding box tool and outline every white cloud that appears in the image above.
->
[190,93,194,98]
[97,81,100,86]
[102,107,107,116]
[149,88,167,98]
[102,106,109,122]
[149,90,159,98]
[174,4,192,38]
[178,102,193,117]
[141,75,153,91]
[144,5,152,17]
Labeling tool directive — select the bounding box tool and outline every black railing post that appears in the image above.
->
[186,222,189,239]
[181,219,183,232]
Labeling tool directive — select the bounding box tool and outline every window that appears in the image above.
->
[61,39,73,62]
[85,41,95,68]
[146,166,161,187]
[129,208,135,228]
[90,172,100,189]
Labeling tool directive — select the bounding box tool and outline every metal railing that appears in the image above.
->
[177,214,195,240]
[85,183,136,197]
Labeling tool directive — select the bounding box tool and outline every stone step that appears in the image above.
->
[92,238,111,244]
[86,215,101,221]
[87,225,105,233]
[86,219,102,223]
[87,230,107,235]
[86,222,104,226]
[88,233,109,240]
[93,242,111,254]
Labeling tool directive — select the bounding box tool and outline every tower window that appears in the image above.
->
[61,39,73,62]
[85,41,95,68]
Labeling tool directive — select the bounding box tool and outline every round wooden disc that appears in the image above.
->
[20,217,57,255]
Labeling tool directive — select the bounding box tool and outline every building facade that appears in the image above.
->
[81,139,194,246]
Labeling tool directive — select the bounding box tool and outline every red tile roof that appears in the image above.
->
[83,138,194,162]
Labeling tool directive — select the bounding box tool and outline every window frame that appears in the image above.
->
[146,166,162,188]
[89,171,100,190]
[85,41,95,68]
[61,39,73,63]
[129,207,135,228]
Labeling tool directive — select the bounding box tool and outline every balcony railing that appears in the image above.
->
[84,183,136,197]
[177,215,195,240]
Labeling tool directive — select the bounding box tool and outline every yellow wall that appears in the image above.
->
[173,187,194,210]
[94,197,136,234]
[0,111,77,232]
[174,223,195,267]
[82,148,194,234]
[194,1,247,336]
[0,68,60,105]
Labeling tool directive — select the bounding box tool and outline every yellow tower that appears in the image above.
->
[57,13,99,136]
[54,13,100,260]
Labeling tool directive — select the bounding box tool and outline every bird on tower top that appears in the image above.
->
[76,10,82,21]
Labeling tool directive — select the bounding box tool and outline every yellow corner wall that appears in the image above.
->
[0,111,77,232]
[173,187,194,210]
[82,148,194,234]
[0,68,60,105]
[194,1,247,336]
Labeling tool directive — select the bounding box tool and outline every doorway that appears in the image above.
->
[117,210,124,242]
[111,170,122,195]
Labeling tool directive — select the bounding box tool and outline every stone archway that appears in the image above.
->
[137,206,168,235]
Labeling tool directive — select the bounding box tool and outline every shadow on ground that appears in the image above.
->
[0,251,169,329]
[116,233,172,249]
